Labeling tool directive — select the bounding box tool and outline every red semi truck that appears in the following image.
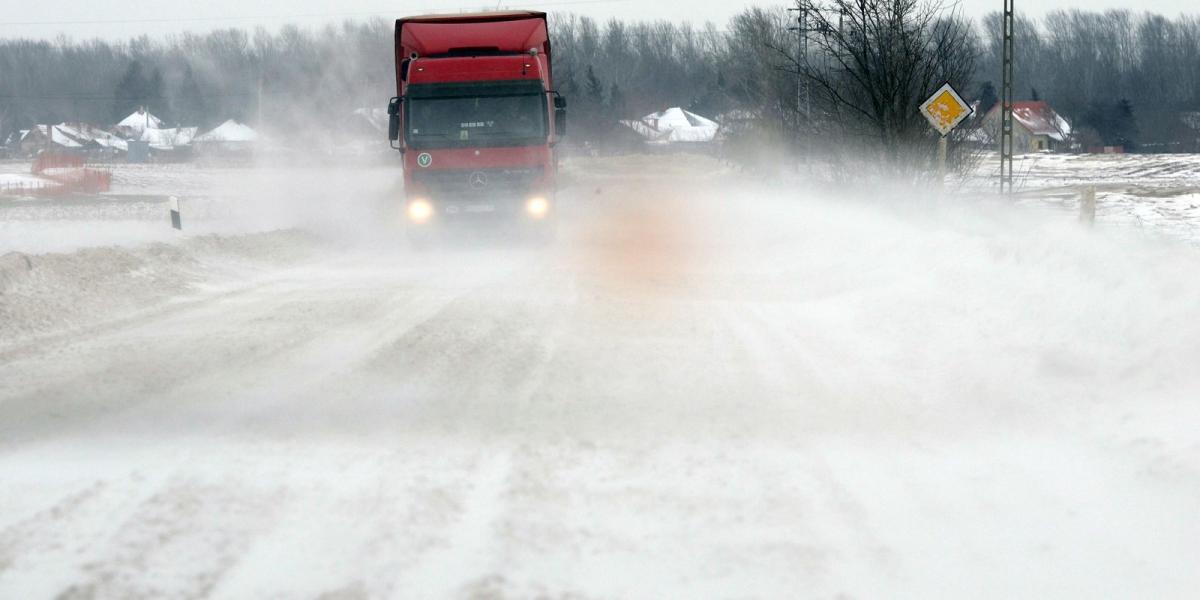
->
[387,11,567,241]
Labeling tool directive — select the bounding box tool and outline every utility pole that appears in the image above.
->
[257,70,265,130]
[1000,0,1015,195]
[257,47,267,130]
[788,1,813,170]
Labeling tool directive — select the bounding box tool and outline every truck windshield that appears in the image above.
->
[406,81,547,149]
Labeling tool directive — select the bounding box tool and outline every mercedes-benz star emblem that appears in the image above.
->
[468,172,488,190]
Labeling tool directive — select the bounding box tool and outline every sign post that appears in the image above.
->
[938,136,948,184]
[919,83,973,188]
[169,196,182,230]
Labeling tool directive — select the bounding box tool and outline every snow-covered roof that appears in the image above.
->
[988,102,1071,142]
[118,109,164,133]
[55,123,129,152]
[621,108,720,144]
[195,120,258,143]
[20,125,85,148]
[50,126,83,148]
[140,127,198,150]
[94,137,129,151]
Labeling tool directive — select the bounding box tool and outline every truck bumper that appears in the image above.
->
[404,196,556,242]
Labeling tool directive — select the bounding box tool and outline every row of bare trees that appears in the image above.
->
[0,21,393,142]
[2,4,1199,165]
[978,10,1200,151]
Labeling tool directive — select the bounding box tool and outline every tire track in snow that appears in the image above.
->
[393,448,515,598]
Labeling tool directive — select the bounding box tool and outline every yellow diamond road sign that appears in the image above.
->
[920,83,973,136]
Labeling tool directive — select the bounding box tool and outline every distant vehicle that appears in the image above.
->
[388,11,567,244]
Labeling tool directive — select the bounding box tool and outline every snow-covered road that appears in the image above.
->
[3,157,1200,598]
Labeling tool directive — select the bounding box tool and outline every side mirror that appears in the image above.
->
[555,108,568,137]
[554,96,567,110]
[388,115,400,142]
[387,97,402,144]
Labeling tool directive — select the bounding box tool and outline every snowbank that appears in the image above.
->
[2,155,1200,598]
[0,231,321,345]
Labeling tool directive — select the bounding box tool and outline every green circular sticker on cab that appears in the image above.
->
[417,153,433,168]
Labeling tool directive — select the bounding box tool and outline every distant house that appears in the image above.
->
[112,107,203,161]
[621,108,720,145]
[140,126,198,161]
[115,108,165,139]
[140,126,198,148]
[19,125,84,156]
[193,120,258,158]
[55,123,129,158]
[15,123,133,159]
[982,101,1072,153]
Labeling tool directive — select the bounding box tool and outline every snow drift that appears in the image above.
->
[2,155,1200,598]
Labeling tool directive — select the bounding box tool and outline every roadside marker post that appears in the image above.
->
[1080,186,1097,226]
[919,83,973,189]
[169,196,182,230]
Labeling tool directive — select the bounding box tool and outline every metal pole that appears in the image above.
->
[796,5,804,167]
[257,72,265,129]
[802,4,810,124]
[1000,0,1015,195]
[938,135,948,189]
[257,48,266,129]
[788,1,813,171]
[788,3,802,167]
[803,3,811,167]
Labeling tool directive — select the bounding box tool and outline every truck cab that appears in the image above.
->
[388,11,566,241]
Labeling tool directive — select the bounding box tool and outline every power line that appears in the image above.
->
[0,0,632,27]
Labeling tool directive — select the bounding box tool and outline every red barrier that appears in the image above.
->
[2,152,112,196]
[32,152,86,174]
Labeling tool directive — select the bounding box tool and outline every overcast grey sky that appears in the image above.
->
[1,1,1197,40]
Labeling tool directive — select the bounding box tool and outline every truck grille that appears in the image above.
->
[414,167,543,199]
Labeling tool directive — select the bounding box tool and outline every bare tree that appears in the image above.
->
[771,0,979,183]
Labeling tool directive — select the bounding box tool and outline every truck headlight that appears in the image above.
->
[407,199,434,224]
[525,196,550,219]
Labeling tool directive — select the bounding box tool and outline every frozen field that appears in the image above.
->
[970,152,1200,244]
[2,154,1200,598]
